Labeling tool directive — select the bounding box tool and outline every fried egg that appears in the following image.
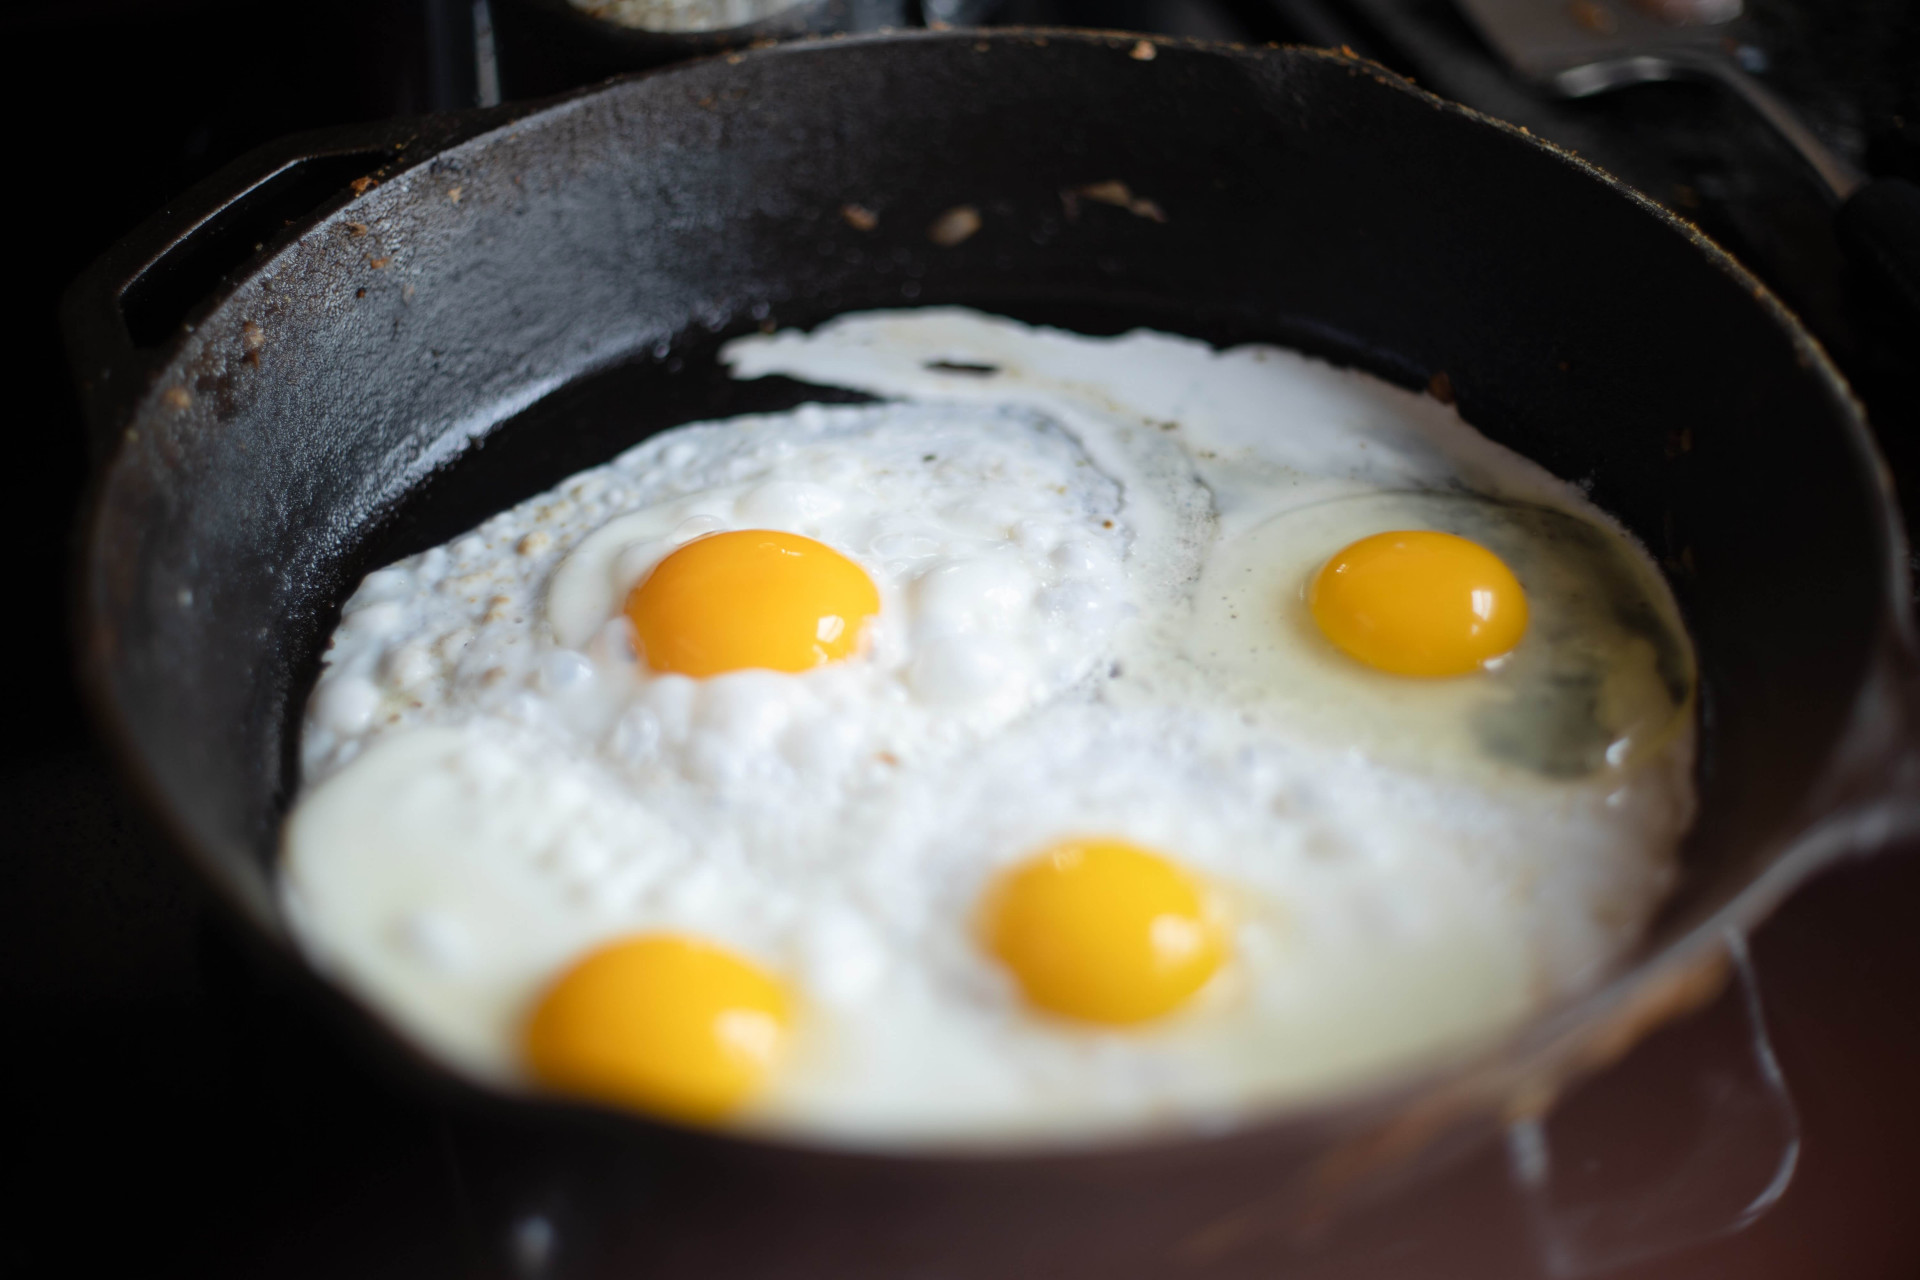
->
[281,309,1694,1146]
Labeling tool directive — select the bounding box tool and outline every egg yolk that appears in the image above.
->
[985,838,1226,1025]
[1309,530,1528,677]
[625,530,880,677]
[524,933,792,1123]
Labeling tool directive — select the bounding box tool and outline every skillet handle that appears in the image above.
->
[1505,931,1800,1278]
[1505,631,1920,1276]
[58,113,508,462]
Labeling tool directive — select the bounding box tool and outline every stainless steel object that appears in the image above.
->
[1453,0,1860,197]
[1454,0,1920,327]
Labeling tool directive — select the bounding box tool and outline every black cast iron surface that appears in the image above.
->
[7,2,1920,1276]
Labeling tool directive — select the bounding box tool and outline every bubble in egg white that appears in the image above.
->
[397,909,471,972]
[313,675,379,736]
[384,645,436,691]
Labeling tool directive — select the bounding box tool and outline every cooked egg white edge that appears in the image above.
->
[724,306,1597,536]
[282,726,697,1083]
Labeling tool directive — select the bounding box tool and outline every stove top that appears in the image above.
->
[5,2,1916,1275]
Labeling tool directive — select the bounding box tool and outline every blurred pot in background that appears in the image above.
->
[488,0,916,98]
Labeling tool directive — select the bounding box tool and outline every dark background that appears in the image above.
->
[4,1,1917,1275]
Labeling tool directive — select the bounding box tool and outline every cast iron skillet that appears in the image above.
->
[61,29,1920,1279]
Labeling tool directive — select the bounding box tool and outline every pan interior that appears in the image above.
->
[84,35,1898,1126]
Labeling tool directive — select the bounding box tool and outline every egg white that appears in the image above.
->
[282,309,1695,1147]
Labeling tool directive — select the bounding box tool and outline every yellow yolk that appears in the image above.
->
[625,530,880,677]
[524,933,792,1123]
[985,839,1226,1025]
[1309,530,1528,677]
